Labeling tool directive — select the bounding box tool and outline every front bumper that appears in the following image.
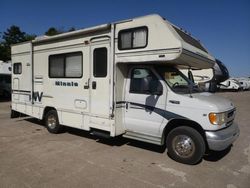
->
[205,123,240,151]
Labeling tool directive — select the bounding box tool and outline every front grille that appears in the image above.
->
[226,120,233,127]
[227,111,234,118]
[225,109,235,126]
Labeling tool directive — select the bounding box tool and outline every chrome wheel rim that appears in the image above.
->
[47,115,57,129]
[172,135,195,158]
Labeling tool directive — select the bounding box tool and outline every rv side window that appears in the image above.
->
[49,52,82,78]
[118,27,148,50]
[93,48,107,77]
[13,63,22,74]
[65,54,82,77]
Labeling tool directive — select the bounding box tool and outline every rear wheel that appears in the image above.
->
[166,126,205,165]
[45,110,63,134]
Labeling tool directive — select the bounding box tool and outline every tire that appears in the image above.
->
[44,110,63,134]
[166,126,205,165]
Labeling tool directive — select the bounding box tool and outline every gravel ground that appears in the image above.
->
[0,91,249,188]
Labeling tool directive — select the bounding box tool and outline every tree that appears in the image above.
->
[24,34,36,41]
[2,25,26,46]
[68,27,76,32]
[0,25,36,61]
[0,44,9,62]
[45,27,76,36]
[45,27,62,36]
[0,25,76,61]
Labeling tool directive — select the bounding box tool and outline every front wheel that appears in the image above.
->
[45,110,63,134]
[166,126,205,165]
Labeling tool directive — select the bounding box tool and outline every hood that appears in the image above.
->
[190,92,234,112]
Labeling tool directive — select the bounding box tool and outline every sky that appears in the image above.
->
[1,0,249,77]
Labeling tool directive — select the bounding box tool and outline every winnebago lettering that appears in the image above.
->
[55,81,79,87]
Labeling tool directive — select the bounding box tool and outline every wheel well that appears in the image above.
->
[162,119,208,149]
[42,107,57,120]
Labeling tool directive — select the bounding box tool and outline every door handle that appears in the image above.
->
[84,78,90,89]
[92,81,96,89]
[125,102,130,109]
[125,102,128,109]
[169,100,180,104]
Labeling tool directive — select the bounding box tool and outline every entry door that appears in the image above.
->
[124,67,167,136]
[90,42,110,117]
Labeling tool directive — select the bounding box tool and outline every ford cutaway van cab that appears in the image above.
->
[11,14,239,164]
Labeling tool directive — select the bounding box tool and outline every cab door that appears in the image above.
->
[124,67,167,136]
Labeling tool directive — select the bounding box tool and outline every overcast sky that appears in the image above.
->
[1,0,249,77]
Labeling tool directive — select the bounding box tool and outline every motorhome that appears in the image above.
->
[232,77,250,90]
[11,14,239,164]
[214,59,229,83]
[219,78,242,91]
[180,59,229,92]
[0,60,11,98]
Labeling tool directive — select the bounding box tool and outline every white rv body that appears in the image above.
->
[232,77,250,90]
[239,80,249,90]
[0,60,12,74]
[11,14,239,164]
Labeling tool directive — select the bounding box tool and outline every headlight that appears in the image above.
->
[209,112,226,125]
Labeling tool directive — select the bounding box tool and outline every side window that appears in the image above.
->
[49,52,82,78]
[49,56,64,78]
[65,53,82,77]
[13,63,22,74]
[93,48,107,77]
[118,27,148,50]
[130,68,162,94]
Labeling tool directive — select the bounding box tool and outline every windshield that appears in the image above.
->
[155,66,200,94]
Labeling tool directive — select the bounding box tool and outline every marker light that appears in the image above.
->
[209,112,226,125]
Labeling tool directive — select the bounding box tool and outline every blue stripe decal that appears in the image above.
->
[116,101,186,120]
